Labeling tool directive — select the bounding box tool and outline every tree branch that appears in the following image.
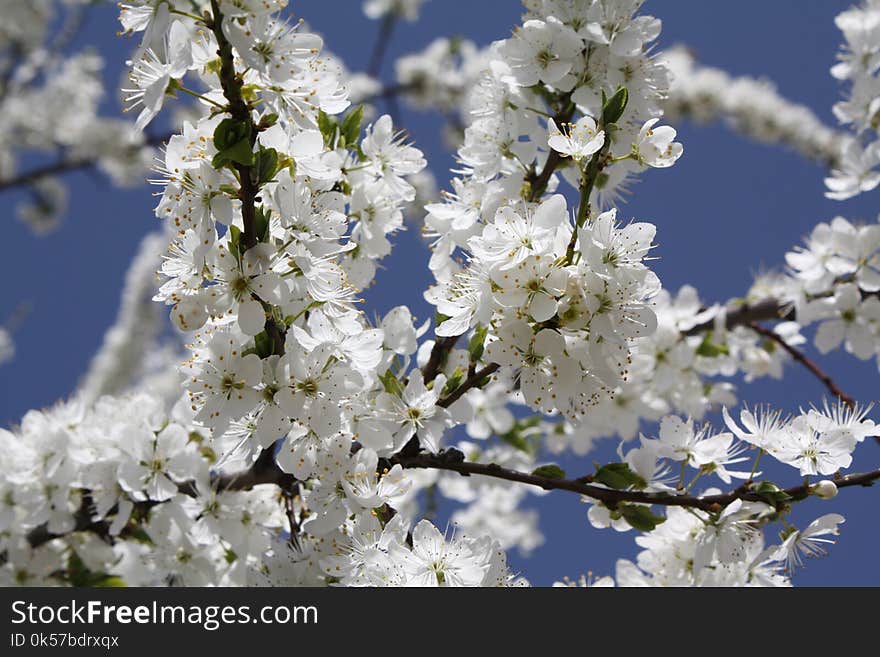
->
[0,132,171,193]
[207,0,285,356]
[395,448,880,512]
[438,362,499,408]
[421,335,459,383]
[525,101,576,202]
[27,444,295,549]
[367,14,397,78]
[207,0,260,252]
[749,321,856,409]
[684,297,794,337]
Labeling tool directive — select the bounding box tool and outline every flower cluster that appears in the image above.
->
[826,0,880,199]
[0,393,283,586]
[109,0,526,587]
[611,509,845,587]
[3,0,878,590]
[392,38,488,115]
[578,399,875,585]
[662,46,844,166]
[425,0,681,426]
[0,1,156,234]
[763,215,880,365]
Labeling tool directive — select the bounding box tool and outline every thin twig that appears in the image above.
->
[394,449,879,512]
[421,335,459,383]
[684,297,794,337]
[28,444,295,549]
[0,132,172,193]
[438,363,500,408]
[749,321,856,409]
[367,14,397,78]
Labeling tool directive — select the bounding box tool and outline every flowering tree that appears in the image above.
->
[2,0,880,587]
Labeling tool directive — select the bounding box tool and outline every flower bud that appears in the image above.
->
[811,480,838,499]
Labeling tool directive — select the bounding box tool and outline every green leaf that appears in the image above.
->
[434,311,451,328]
[602,85,629,126]
[221,137,255,167]
[254,147,279,187]
[254,330,273,359]
[213,118,250,151]
[317,110,338,146]
[498,416,541,454]
[340,105,364,146]
[444,367,464,395]
[696,331,730,358]
[379,369,404,396]
[67,553,126,587]
[228,225,242,258]
[532,464,566,479]
[93,576,127,588]
[619,504,665,532]
[594,462,648,490]
[467,324,488,363]
[212,118,254,167]
[254,205,271,242]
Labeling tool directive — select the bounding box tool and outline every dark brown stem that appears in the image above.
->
[208,0,286,356]
[395,449,880,512]
[438,362,500,408]
[208,0,259,252]
[749,321,856,409]
[367,14,397,78]
[27,444,295,549]
[0,132,172,193]
[421,335,459,383]
[684,297,794,337]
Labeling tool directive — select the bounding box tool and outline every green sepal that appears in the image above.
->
[444,367,464,395]
[254,205,272,242]
[253,330,274,359]
[754,480,792,505]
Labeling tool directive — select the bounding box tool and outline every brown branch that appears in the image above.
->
[207,0,285,355]
[0,132,171,193]
[359,82,418,104]
[27,444,295,549]
[395,448,880,513]
[207,0,259,252]
[525,101,576,202]
[749,321,856,409]
[684,297,794,337]
[421,335,460,383]
[367,14,397,78]
[438,362,500,408]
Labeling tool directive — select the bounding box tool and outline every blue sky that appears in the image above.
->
[1,1,878,585]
